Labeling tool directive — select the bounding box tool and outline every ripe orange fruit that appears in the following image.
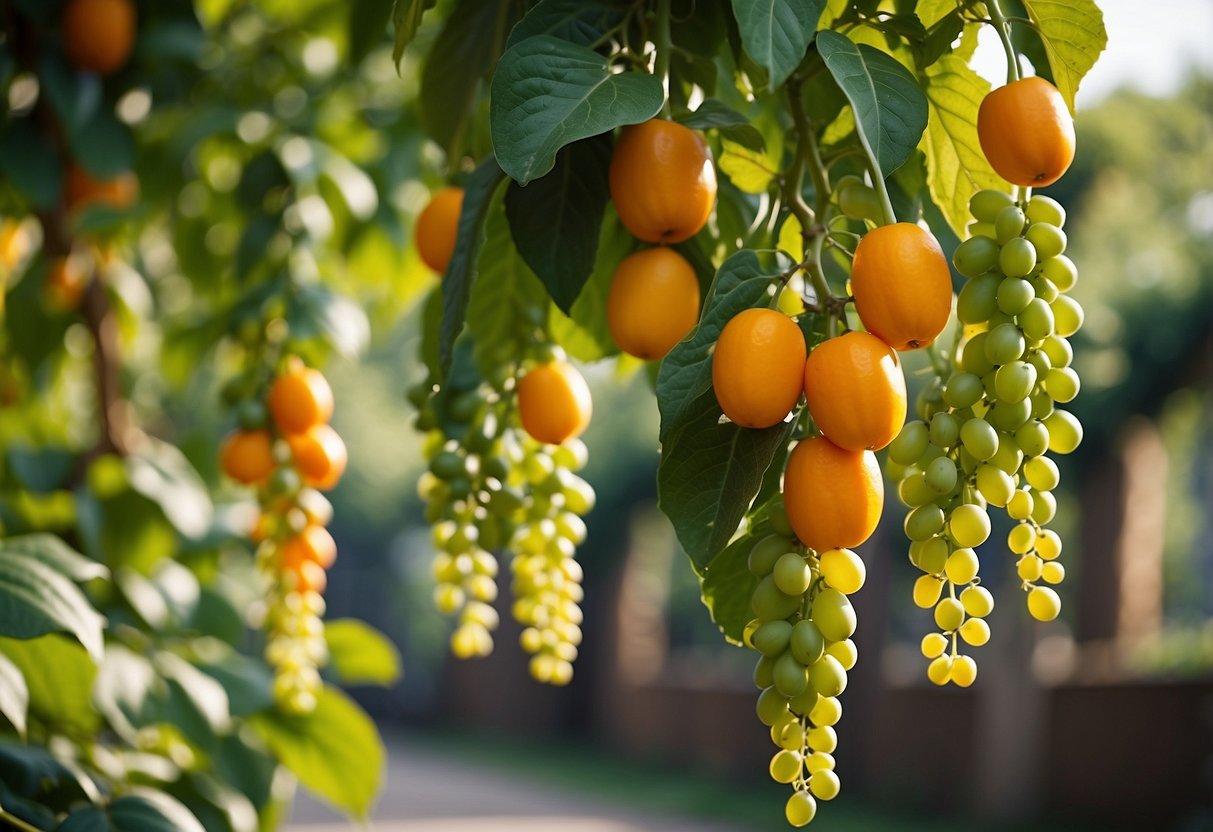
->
[803,331,906,451]
[977,77,1075,188]
[782,436,883,551]
[288,424,348,491]
[221,429,275,485]
[63,0,136,76]
[44,256,88,311]
[712,308,806,429]
[281,525,337,571]
[65,164,139,214]
[268,359,334,435]
[609,119,717,244]
[851,223,952,351]
[288,559,328,594]
[607,247,701,360]
[415,186,463,274]
[518,360,592,445]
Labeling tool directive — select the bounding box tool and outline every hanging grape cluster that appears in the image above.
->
[220,356,348,713]
[888,189,1083,686]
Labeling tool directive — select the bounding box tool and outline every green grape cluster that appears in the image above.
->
[742,502,866,827]
[887,189,1083,686]
[508,432,594,686]
[412,368,596,684]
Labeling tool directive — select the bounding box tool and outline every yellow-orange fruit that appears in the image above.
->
[712,308,806,429]
[268,360,334,435]
[609,119,717,244]
[415,186,463,274]
[607,247,700,360]
[281,525,337,571]
[783,436,883,551]
[977,77,1075,188]
[45,256,88,311]
[803,331,906,451]
[851,223,952,351]
[517,361,592,445]
[64,0,136,76]
[288,424,348,491]
[65,164,139,214]
[221,429,275,485]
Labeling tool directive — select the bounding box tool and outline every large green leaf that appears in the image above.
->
[548,208,630,362]
[658,392,793,569]
[489,35,663,185]
[1019,0,1106,113]
[0,635,98,735]
[0,651,27,737]
[816,30,929,179]
[674,99,764,151]
[0,539,105,662]
[439,158,505,376]
[391,0,431,69]
[249,685,384,819]
[466,184,548,376]
[505,0,625,49]
[730,0,825,90]
[505,132,613,314]
[919,55,1005,237]
[700,507,781,644]
[58,790,206,832]
[125,438,213,541]
[0,534,108,583]
[68,108,135,179]
[656,250,788,441]
[0,119,62,209]
[420,0,517,155]
[324,619,403,686]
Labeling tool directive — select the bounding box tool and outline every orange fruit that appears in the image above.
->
[517,361,592,445]
[851,223,952,351]
[977,77,1075,188]
[803,331,906,451]
[65,164,139,214]
[281,525,337,571]
[63,0,136,76]
[221,429,275,485]
[268,359,334,435]
[288,424,348,491]
[711,308,806,429]
[45,256,89,311]
[609,119,717,244]
[782,436,883,551]
[0,221,30,269]
[415,186,463,274]
[607,247,701,360]
[288,559,328,594]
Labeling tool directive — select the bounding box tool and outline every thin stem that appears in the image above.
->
[858,131,897,226]
[0,809,46,832]
[985,0,1021,84]
[654,0,672,117]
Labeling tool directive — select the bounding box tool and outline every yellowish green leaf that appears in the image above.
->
[1019,0,1107,113]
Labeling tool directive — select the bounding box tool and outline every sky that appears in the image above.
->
[968,0,1213,108]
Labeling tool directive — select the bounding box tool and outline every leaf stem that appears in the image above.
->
[0,809,46,832]
[654,0,672,117]
[985,0,1022,84]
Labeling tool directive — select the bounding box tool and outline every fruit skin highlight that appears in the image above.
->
[850,222,952,351]
[803,330,906,451]
[609,119,717,244]
[607,247,700,361]
[712,308,807,429]
[415,186,464,274]
[978,77,1075,188]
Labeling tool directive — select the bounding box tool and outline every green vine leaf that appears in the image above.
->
[730,0,826,90]
[324,619,403,687]
[656,249,789,441]
[489,35,663,185]
[505,0,625,50]
[391,0,431,69]
[0,538,105,663]
[700,519,765,644]
[1019,0,1107,113]
[59,789,206,832]
[505,132,613,313]
[919,54,1005,237]
[816,29,930,179]
[548,208,630,362]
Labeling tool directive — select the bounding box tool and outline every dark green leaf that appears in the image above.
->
[675,99,765,151]
[490,35,663,185]
[38,54,101,134]
[505,132,612,313]
[0,120,62,209]
[548,208,630,362]
[349,0,394,65]
[656,249,788,441]
[59,789,206,832]
[0,651,27,737]
[700,520,769,644]
[68,109,135,179]
[158,652,232,739]
[816,30,929,179]
[730,0,825,89]
[439,158,505,376]
[506,0,625,49]
[392,0,431,69]
[0,635,99,735]
[420,0,517,154]
[0,540,105,661]
[249,685,384,819]
[125,438,213,541]
[658,391,793,568]
[420,286,443,380]
[197,653,274,718]
[6,446,74,493]
[324,619,402,686]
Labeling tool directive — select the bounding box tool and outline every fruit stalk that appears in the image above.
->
[654,0,672,116]
[985,0,1022,84]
